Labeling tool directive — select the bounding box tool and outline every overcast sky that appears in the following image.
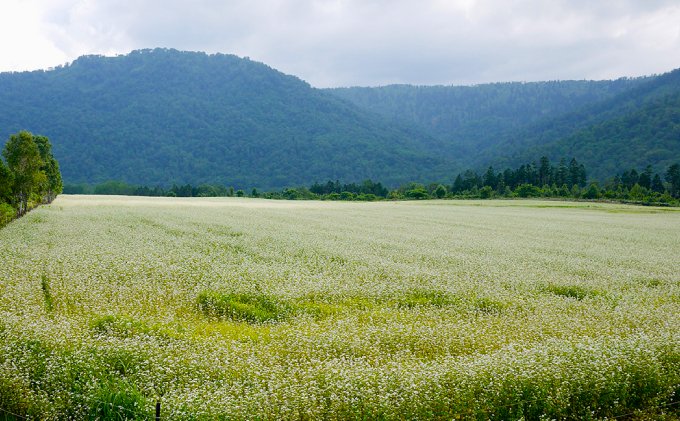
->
[1,0,679,88]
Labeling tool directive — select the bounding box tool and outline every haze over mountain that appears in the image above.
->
[0,48,678,189]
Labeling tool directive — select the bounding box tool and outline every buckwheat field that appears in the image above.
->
[1,196,680,420]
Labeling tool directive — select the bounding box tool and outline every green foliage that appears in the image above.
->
[93,180,138,195]
[0,160,13,205]
[545,284,602,300]
[489,69,680,180]
[582,184,601,199]
[2,131,44,214]
[515,184,541,198]
[0,370,37,420]
[197,292,289,323]
[0,203,14,228]
[433,184,447,198]
[87,380,149,421]
[41,274,53,314]
[479,185,494,199]
[406,188,429,199]
[0,132,62,226]
[395,290,457,308]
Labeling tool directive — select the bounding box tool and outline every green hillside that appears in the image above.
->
[483,68,680,172]
[503,90,680,180]
[326,79,649,160]
[0,49,448,189]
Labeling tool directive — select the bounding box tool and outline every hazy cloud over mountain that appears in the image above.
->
[2,0,679,87]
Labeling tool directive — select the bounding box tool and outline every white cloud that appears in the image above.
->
[1,0,679,87]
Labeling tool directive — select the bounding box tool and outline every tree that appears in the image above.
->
[452,174,465,194]
[581,184,600,199]
[568,158,580,188]
[638,165,653,190]
[538,156,552,187]
[2,131,44,215]
[651,174,665,194]
[665,163,680,197]
[406,188,428,199]
[0,160,14,204]
[515,184,540,198]
[434,184,447,199]
[483,166,497,188]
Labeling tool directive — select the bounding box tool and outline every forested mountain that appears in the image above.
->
[483,68,680,175]
[2,47,678,189]
[0,49,448,189]
[500,89,680,180]
[326,78,649,160]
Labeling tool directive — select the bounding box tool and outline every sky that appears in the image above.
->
[1,0,679,88]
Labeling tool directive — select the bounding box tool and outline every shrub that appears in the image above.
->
[515,184,541,198]
[0,202,14,228]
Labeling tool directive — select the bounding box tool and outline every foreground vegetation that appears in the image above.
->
[1,196,680,419]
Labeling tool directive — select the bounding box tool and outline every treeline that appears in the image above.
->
[277,158,679,204]
[66,157,679,206]
[64,181,241,198]
[0,131,63,227]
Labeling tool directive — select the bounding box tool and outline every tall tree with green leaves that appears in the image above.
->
[34,135,63,203]
[651,173,665,194]
[2,131,44,215]
[665,163,680,198]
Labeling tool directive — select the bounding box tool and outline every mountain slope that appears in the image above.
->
[500,90,680,180]
[481,68,680,171]
[0,48,448,189]
[326,78,649,161]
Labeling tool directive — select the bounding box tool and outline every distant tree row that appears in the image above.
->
[64,181,241,198]
[72,157,679,207]
[0,131,63,227]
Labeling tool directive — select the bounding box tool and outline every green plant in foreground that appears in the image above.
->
[41,274,53,313]
[546,284,601,300]
[197,292,288,323]
[87,380,149,421]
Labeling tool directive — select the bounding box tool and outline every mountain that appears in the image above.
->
[0,48,448,189]
[482,68,680,176]
[497,88,680,180]
[325,78,650,161]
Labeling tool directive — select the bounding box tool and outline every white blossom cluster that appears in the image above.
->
[1,196,679,420]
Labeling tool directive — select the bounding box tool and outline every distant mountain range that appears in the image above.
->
[0,48,678,188]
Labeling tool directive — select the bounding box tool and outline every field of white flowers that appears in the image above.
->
[1,195,680,420]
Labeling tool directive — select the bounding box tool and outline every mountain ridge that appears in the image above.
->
[0,48,450,189]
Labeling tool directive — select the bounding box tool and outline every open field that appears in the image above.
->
[1,196,680,420]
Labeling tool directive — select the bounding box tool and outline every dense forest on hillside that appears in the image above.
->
[2,48,679,189]
[0,49,449,190]
[484,68,680,175]
[504,90,680,179]
[331,69,680,182]
[327,78,649,159]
